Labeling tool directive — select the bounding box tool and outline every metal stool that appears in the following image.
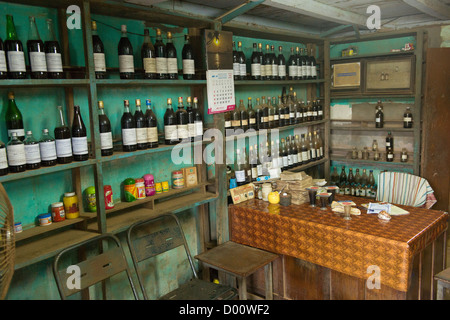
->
[195,241,279,300]
[435,268,450,300]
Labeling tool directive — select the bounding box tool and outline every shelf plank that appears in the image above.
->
[330,156,413,168]
[95,79,206,86]
[330,126,414,132]
[92,192,218,235]
[234,79,324,86]
[0,79,89,88]
[0,159,97,183]
[287,157,328,172]
[14,229,99,270]
[330,50,415,61]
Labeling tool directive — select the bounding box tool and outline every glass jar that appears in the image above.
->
[401,148,408,163]
[261,183,272,201]
[351,147,357,159]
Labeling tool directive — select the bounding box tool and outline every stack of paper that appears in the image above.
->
[367,203,391,214]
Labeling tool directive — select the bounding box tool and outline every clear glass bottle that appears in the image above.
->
[7,132,26,172]
[39,128,57,167]
[44,19,64,79]
[375,100,384,128]
[401,148,408,163]
[24,130,41,170]
[403,106,413,128]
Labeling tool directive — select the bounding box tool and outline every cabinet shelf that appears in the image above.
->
[330,156,413,168]
[95,79,206,87]
[331,125,414,132]
[0,79,89,88]
[330,50,414,61]
[234,79,324,86]
[287,157,328,172]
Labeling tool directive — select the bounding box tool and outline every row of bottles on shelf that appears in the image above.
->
[351,132,409,163]
[1,91,205,176]
[330,166,377,198]
[232,131,324,186]
[0,15,64,79]
[233,41,318,81]
[225,86,323,133]
[1,92,88,175]
[374,100,413,128]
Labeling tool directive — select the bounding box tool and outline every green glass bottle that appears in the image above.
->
[5,15,26,79]
[5,91,24,141]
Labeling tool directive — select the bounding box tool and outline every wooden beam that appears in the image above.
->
[263,0,368,27]
[215,0,264,24]
[403,0,450,20]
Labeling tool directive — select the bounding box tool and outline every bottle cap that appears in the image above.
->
[121,25,127,33]
[167,98,172,104]
[124,100,129,106]
[193,97,198,103]
[8,92,14,99]
[178,97,183,103]
[136,99,141,106]
[156,29,161,35]
[43,128,48,133]
[98,101,104,108]
[64,192,76,197]
[167,31,172,38]
[187,97,191,103]
[91,21,97,30]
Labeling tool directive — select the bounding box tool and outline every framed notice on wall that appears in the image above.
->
[207,69,235,115]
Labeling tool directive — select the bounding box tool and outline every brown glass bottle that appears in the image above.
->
[98,101,113,156]
[71,105,89,161]
[27,16,47,79]
[44,19,64,79]
[54,105,73,164]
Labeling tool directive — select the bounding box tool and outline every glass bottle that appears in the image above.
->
[24,130,41,170]
[238,99,249,132]
[375,100,384,128]
[182,34,195,80]
[193,97,203,140]
[7,132,26,172]
[300,134,309,164]
[186,96,195,142]
[277,96,285,127]
[330,166,339,186]
[254,97,263,131]
[291,135,299,167]
[339,166,347,189]
[267,97,276,129]
[308,132,316,161]
[285,94,295,126]
[277,46,286,80]
[386,147,394,162]
[260,96,269,129]
[175,97,188,142]
[295,47,302,80]
[5,91,24,141]
[401,148,408,163]
[272,96,280,128]
[55,105,73,163]
[39,129,57,167]
[72,105,89,161]
[250,43,261,80]
[309,48,317,79]
[306,100,313,122]
[386,131,394,152]
[361,169,369,187]
[5,15,26,79]
[280,138,287,171]
[118,24,134,79]
[312,100,318,121]
[0,140,7,176]
[98,101,113,156]
[166,32,178,80]
[235,149,247,186]
[372,139,378,151]
[315,131,323,159]
[351,147,358,159]
[270,45,278,80]
[27,16,47,79]
[264,44,272,80]
[317,100,323,120]
[237,41,246,80]
[44,19,64,79]
[121,100,137,151]
[287,47,297,80]
[145,99,158,148]
[154,29,167,79]
[142,29,156,79]
[403,106,413,128]
[134,99,147,150]
[232,41,240,80]
[247,97,257,131]
[368,170,375,187]
[295,135,302,165]
[164,98,177,145]
[92,20,106,79]
[0,37,8,79]
[258,43,265,80]
[348,168,355,186]
[231,101,241,132]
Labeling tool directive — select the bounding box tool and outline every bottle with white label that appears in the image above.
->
[166,32,178,80]
[24,130,41,170]
[39,129,57,167]
[0,140,8,175]
[134,99,147,150]
[277,46,286,80]
[186,97,195,142]
[0,38,7,79]
[386,131,394,152]
[164,98,177,145]
[5,15,26,79]
[193,97,203,140]
[238,41,246,80]
[92,20,106,79]
[142,29,156,79]
[401,148,408,163]
[232,41,240,80]
[7,132,26,172]
[54,105,73,164]
[5,91,24,141]
[144,99,158,148]
[182,34,195,80]
[403,106,413,128]
[250,43,261,80]
[72,105,89,161]
[121,100,137,152]
[27,16,47,79]
[175,97,188,142]
[118,25,134,79]
[98,101,113,156]
[154,29,167,80]
[44,19,64,79]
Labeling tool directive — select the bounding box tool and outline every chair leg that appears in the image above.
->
[237,277,247,300]
[264,262,273,300]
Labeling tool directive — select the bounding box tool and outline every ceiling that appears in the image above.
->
[123,0,450,40]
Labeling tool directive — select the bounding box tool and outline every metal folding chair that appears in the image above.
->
[126,213,237,300]
[53,233,139,300]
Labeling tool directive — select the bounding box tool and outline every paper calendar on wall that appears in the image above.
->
[206,69,236,115]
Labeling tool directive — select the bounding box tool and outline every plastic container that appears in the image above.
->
[135,178,146,200]
[162,181,169,192]
[51,202,66,222]
[103,185,114,209]
[143,174,155,196]
[63,192,80,219]
[155,182,162,194]
[86,186,97,212]
[172,170,185,189]
[123,178,137,202]
[14,222,22,233]
[38,213,52,226]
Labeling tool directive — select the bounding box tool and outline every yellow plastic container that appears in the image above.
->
[63,192,80,219]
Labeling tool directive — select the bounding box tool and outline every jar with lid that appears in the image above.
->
[135,178,146,199]
[400,148,408,163]
[63,192,80,219]
[51,202,65,222]
[351,147,357,159]
[104,185,114,209]
[85,186,97,212]
[261,183,272,201]
[143,174,155,196]
[362,147,369,160]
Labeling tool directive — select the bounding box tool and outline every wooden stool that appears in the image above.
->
[195,241,279,300]
[435,268,450,300]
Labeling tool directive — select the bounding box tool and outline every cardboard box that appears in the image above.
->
[183,167,198,187]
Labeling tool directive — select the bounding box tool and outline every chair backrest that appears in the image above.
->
[53,233,139,300]
[126,213,197,300]
[376,171,436,208]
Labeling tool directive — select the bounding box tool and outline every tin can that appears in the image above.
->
[135,178,146,200]
[155,182,162,194]
[38,213,52,226]
[162,181,169,192]
[14,222,22,233]
[143,174,155,196]
[104,185,114,209]
[86,186,97,212]
[63,192,80,219]
[123,178,137,202]
[51,202,66,222]
[172,170,185,189]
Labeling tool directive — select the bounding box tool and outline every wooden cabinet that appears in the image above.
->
[365,56,415,93]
